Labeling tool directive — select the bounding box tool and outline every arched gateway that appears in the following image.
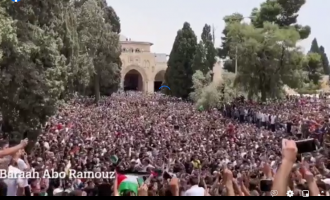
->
[154,70,165,91]
[122,65,148,91]
[119,35,223,93]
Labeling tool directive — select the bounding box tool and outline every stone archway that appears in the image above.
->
[122,65,147,91]
[154,70,165,92]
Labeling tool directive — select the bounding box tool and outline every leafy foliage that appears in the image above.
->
[218,13,244,59]
[0,0,69,140]
[226,22,304,101]
[303,53,323,85]
[251,0,311,39]
[192,41,208,74]
[76,0,121,102]
[200,24,217,73]
[191,24,217,82]
[191,69,241,110]
[164,22,197,98]
[218,0,310,73]
[309,38,320,53]
[308,38,330,75]
[0,0,121,140]
[190,70,213,103]
[320,46,330,75]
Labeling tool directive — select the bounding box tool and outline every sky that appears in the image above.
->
[107,0,329,56]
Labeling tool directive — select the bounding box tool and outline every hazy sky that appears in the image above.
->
[107,0,329,56]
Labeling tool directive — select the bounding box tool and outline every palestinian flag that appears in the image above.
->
[117,172,148,195]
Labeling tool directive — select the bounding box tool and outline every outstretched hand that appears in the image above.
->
[223,168,233,184]
[282,139,297,163]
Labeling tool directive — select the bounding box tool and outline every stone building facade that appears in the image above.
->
[120,35,223,93]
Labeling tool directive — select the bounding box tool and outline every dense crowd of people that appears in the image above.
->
[0,92,330,196]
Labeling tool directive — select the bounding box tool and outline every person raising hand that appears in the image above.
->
[272,139,297,196]
[0,139,28,159]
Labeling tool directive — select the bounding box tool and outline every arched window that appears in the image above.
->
[135,48,140,53]
[122,48,127,52]
[129,48,134,53]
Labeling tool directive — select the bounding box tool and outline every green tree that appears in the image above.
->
[303,53,323,84]
[308,39,330,75]
[5,0,90,97]
[0,0,68,140]
[0,6,16,135]
[201,24,217,72]
[96,0,122,96]
[218,13,244,59]
[76,0,121,102]
[192,42,208,74]
[191,70,222,110]
[226,22,304,101]
[251,0,311,39]
[190,70,213,103]
[101,1,121,33]
[60,2,91,96]
[75,0,121,34]
[192,24,217,75]
[190,69,240,110]
[320,46,330,75]
[0,0,122,142]
[164,22,197,98]
[309,38,320,53]
[218,13,245,73]
[219,0,310,73]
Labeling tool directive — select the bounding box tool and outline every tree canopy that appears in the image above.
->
[192,24,217,75]
[309,38,330,75]
[0,0,121,141]
[310,38,320,53]
[320,46,330,75]
[251,0,311,39]
[226,22,305,101]
[218,0,311,73]
[164,22,197,98]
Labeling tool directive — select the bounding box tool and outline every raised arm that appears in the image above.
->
[0,139,28,158]
[272,139,297,196]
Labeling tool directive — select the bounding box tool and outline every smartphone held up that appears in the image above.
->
[295,139,317,154]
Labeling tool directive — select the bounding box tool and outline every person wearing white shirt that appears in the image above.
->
[184,177,205,196]
[17,154,31,196]
[184,185,205,196]
[4,164,25,196]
